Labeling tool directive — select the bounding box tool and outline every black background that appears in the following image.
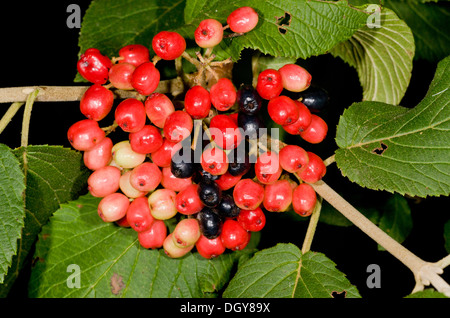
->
[0,1,448,301]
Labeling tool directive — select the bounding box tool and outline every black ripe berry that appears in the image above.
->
[217,194,241,218]
[227,144,251,177]
[197,207,223,239]
[237,112,264,140]
[198,177,222,207]
[237,84,262,115]
[171,147,195,179]
[300,86,329,112]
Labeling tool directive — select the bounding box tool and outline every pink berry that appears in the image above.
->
[175,184,204,215]
[255,151,282,185]
[138,220,167,249]
[108,62,136,90]
[256,69,283,100]
[97,193,130,223]
[115,98,147,133]
[83,137,113,171]
[161,166,193,192]
[184,86,211,119]
[118,44,150,67]
[87,166,121,198]
[129,125,163,154]
[268,95,299,126]
[299,114,328,144]
[163,110,193,143]
[131,61,160,95]
[130,162,162,192]
[233,178,264,210]
[77,48,112,84]
[279,64,312,92]
[227,7,259,33]
[172,218,201,248]
[292,183,317,217]
[194,19,224,48]
[127,196,155,233]
[80,84,114,121]
[152,31,186,60]
[67,119,105,152]
[210,78,237,112]
[263,179,293,212]
[144,93,175,128]
[201,146,229,176]
[279,145,309,173]
[119,170,148,199]
[282,101,312,135]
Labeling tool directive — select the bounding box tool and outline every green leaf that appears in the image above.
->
[182,0,369,61]
[331,7,415,105]
[385,0,450,62]
[0,144,25,284]
[0,146,89,296]
[222,243,360,298]
[29,194,240,298]
[405,289,449,298]
[377,194,412,250]
[335,55,450,198]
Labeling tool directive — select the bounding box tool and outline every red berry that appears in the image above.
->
[108,62,136,90]
[151,137,182,168]
[77,48,112,84]
[161,166,193,193]
[220,219,250,251]
[299,114,328,144]
[80,84,114,121]
[67,119,106,152]
[256,69,283,100]
[255,151,282,185]
[172,218,201,248]
[131,61,160,95]
[115,98,146,133]
[127,196,155,233]
[152,31,186,60]
[118,44,150,67]
[279,145,309,173]
[195,235,226,259]
[87,166,121,198]
[215,171,243,191]
[233,178,264,210]
[184,86,211,119]
[263,179,293,212]
[129,125,163,154]
[298,152,326,183]
[116,215,131,228]
[238,207,266,232]
[130,162,162,192]
[138,220,167,249]
[210,78,237,112]
[175,184,204,215]
[145,93,175,128]
[268,95,299,126]
[201,146,229,176]
[194,19,224,48]
[83,137,113,171]
[209,114,242,150]
[279,64,312,93]
[227,7,259,33]
[163,110,193,143]
[282,101,312,135]
[97,193,130,223]
[292,183,317,217]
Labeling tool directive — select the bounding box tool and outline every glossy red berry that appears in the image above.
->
[115,98,147,133]
[80,84,114,121]
[256,68,283,100]
[129,125,163,154]
[130,162,162,192]
[97,193,130,223]
[144,93,175,128]
[298,152,326,183]
[292,183,317,217]
[279,63,312,93]
[138,220,167,249]
[67,119,106,152]
[220,219,250,251]
[131,61,160,95]
[195,235,226,259]
[233,178,264,210]
[151,137,182,168]
[263,179,293,212]
[255,151,282,185]
[163,110,194,143]
[210,78,237,112]
[282,101,312,135]
[127,196,154,233]
[172,218,201,248]
[209,114,242,150]
[279,145,309,173]
[176,184,204,215]
[87,166,121,198]
[227,7,259,33]
[108,62,135,90]
[77,48,112,84]
[161,166,193,193]
[184,85,211,119]
[299,114,328,144]
[201,146,229,176]
[238,207,266,232]
[215,171,242,191]
[268,96,299,126]
[194,19,224,48]
[152,31,186,60]
[118,44,150,67]
[83,137,113,170]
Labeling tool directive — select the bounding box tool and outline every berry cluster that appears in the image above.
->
[68,6,329,260]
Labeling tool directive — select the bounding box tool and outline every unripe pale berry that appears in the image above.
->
[97,193,130,223]
[87,166,121,198]
[112,140,146,169]
[163,233,194,258]
[148,189,177,220]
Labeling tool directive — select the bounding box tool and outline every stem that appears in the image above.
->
[323,154,336,167]
[0,102,24,134]
[301,198,322,254]
[21,89,39,148]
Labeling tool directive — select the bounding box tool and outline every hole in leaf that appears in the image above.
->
[372,142,388,155]
[276,12,291,35]
[331,290,347,298]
